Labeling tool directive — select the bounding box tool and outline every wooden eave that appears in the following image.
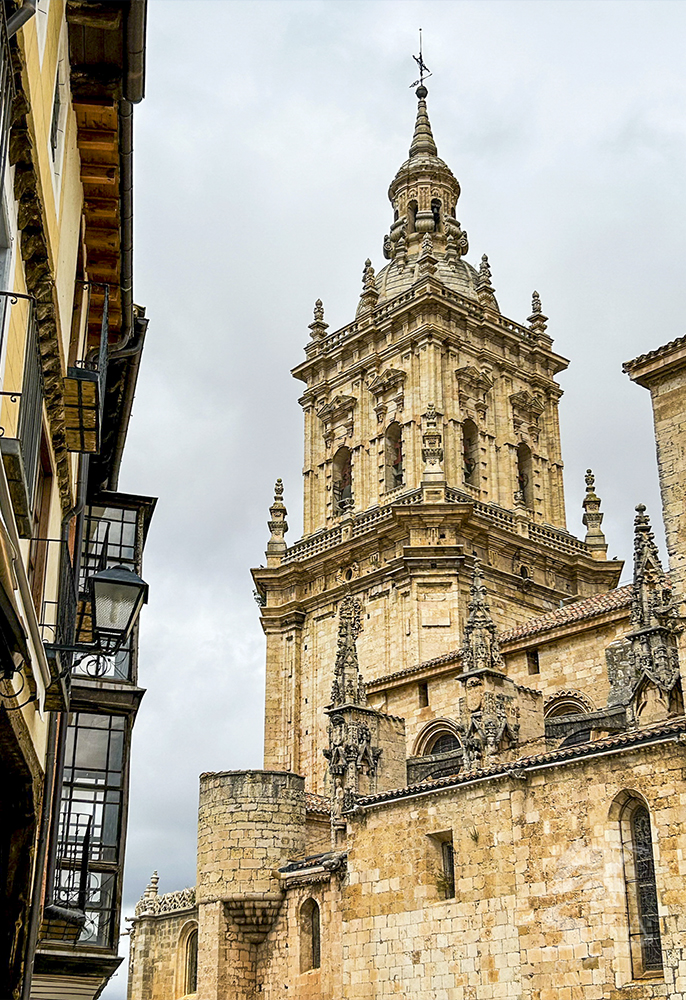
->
[73,100,123,341]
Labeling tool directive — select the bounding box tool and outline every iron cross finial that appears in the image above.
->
[410,28,432,90]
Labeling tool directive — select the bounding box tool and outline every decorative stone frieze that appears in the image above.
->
[134,873,196,917]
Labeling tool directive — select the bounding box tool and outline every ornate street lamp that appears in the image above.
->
[90,566,148,653]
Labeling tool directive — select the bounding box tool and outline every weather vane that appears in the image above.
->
[410,28,432,90]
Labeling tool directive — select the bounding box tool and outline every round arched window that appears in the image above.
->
[429,733,460,756]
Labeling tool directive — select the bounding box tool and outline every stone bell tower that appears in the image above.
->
[252,84,621,796]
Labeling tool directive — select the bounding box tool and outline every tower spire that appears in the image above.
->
[409,87,437,158]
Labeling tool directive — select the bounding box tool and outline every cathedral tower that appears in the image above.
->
[252,86,621,793]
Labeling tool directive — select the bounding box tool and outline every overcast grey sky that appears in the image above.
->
[102,1,686,994]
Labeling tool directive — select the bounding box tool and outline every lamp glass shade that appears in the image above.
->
[91,566,148,651]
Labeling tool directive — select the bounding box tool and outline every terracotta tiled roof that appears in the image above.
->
[355,717,686,809]
[368,585,632,691]
[623,334,686,373]
[305,791,330,815]
[498,584,632,644]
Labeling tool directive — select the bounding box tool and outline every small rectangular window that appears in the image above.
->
[418,681,429,707]
[428,830,456,900]
[526,649,540,675]
[441,840,455,899]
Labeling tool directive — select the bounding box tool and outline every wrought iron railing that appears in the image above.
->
[36,538,77,677]
[0,6,15,194]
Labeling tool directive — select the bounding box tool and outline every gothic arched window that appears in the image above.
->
[516,442,532,507]
[620,800,663,978]
[385,422,403,491]
[299,898,321,972]
[332,447,353,513]
[462,419,478,486]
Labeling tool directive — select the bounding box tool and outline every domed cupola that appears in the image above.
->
[370,84,489,310]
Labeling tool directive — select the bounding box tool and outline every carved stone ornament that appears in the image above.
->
[266,478,288,562]
[455,365,494,399]
[308,299,329,340]
[316,395,357,423]
[461,559,504,675]
[317,395,357,444]
[607,505,683,721]
[366,368,407,398]
[582,469,607,553]
[527,290,548,335]
[421,403,444,481]
[510,390,544,436]
[134,872,196,917]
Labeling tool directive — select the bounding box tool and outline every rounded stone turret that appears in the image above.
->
[197,770,305,901]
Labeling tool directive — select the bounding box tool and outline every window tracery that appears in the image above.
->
[620,800,663,978]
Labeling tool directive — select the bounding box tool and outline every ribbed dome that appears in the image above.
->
[374,254,480,304]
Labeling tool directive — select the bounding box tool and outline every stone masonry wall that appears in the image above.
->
[127,909,197,1000]
[257,878,344,999]
[337,739,686,999]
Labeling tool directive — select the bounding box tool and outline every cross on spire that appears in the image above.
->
[410,28,432,93]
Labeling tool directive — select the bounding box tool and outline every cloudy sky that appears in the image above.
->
[103,0,686,994]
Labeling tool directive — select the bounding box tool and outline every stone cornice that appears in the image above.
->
[293,280,569,390]
[623,335,686,388]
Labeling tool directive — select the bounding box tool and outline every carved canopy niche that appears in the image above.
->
[455,366,493,419]
[366,368,406,422]
[509,389,544,440]
[317,395,357,446]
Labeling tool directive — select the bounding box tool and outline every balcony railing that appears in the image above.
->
[0,291,44,537]
[0,7,15,193]
[64,284,109,453]
[36,538,77,683]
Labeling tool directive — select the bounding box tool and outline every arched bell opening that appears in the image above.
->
[431,198,442,232]
[516,442,532,507]
[384,422,403,491]
[462,418,478,486]
[407,200,418,234]
[332,447,353,514]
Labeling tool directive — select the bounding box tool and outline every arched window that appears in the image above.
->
[544,694,592,719]
[414,720,462,758]
[181,925,198,995]
[431,198,442,232]
[620,800,663,977]
[407,200,418,234]
[299,898,321,972]
[429,732,460,756]
[332,447,352,514]
[385,422,403,491]
[462,419,478,486]
[516,442,532,507]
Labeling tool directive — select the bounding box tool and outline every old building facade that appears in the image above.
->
[128,83,686,1000]
[0,2,155,998]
